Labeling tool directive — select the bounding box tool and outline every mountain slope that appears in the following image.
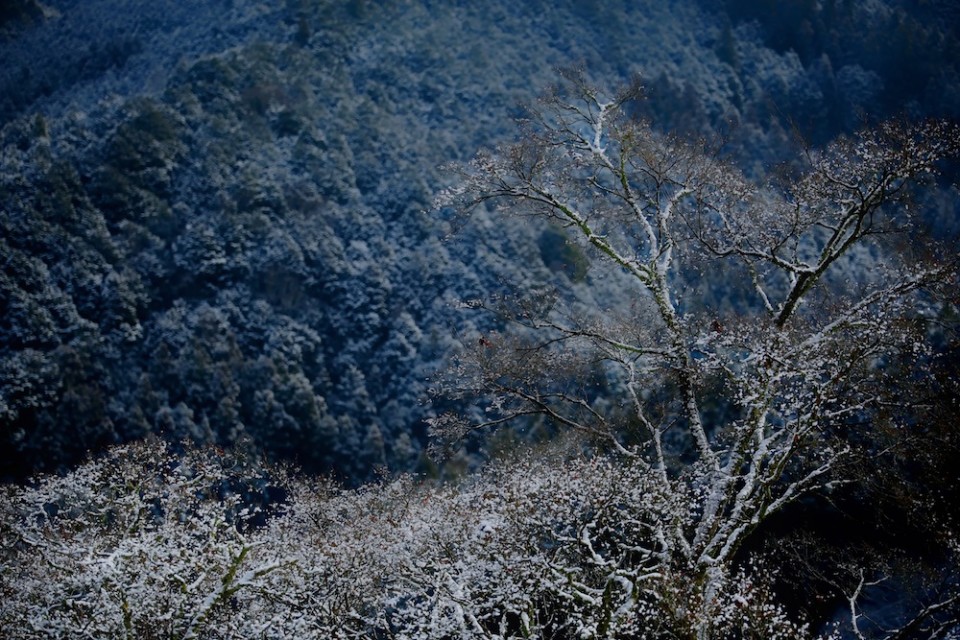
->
[1,0,957,481]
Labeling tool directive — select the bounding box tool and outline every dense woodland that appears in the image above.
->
[1,0,960,637]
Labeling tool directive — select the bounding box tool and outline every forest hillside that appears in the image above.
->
[3,0,957,482]
[2,1,960,638]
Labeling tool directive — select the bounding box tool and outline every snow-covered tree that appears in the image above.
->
[432,72,960,639]
[0,439,294,639]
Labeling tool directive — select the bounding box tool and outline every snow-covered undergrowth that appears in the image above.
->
[1,438,811,639]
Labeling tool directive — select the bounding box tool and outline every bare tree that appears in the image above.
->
[432,71,960,639]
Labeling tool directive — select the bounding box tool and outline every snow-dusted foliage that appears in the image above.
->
[0,439,294,639]
[2,2,959,636]
[2,439,823,639]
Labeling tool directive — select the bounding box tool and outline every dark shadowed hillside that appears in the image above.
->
[1,0,958,482]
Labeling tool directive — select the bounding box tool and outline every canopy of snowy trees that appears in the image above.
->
[2,422,958,638]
